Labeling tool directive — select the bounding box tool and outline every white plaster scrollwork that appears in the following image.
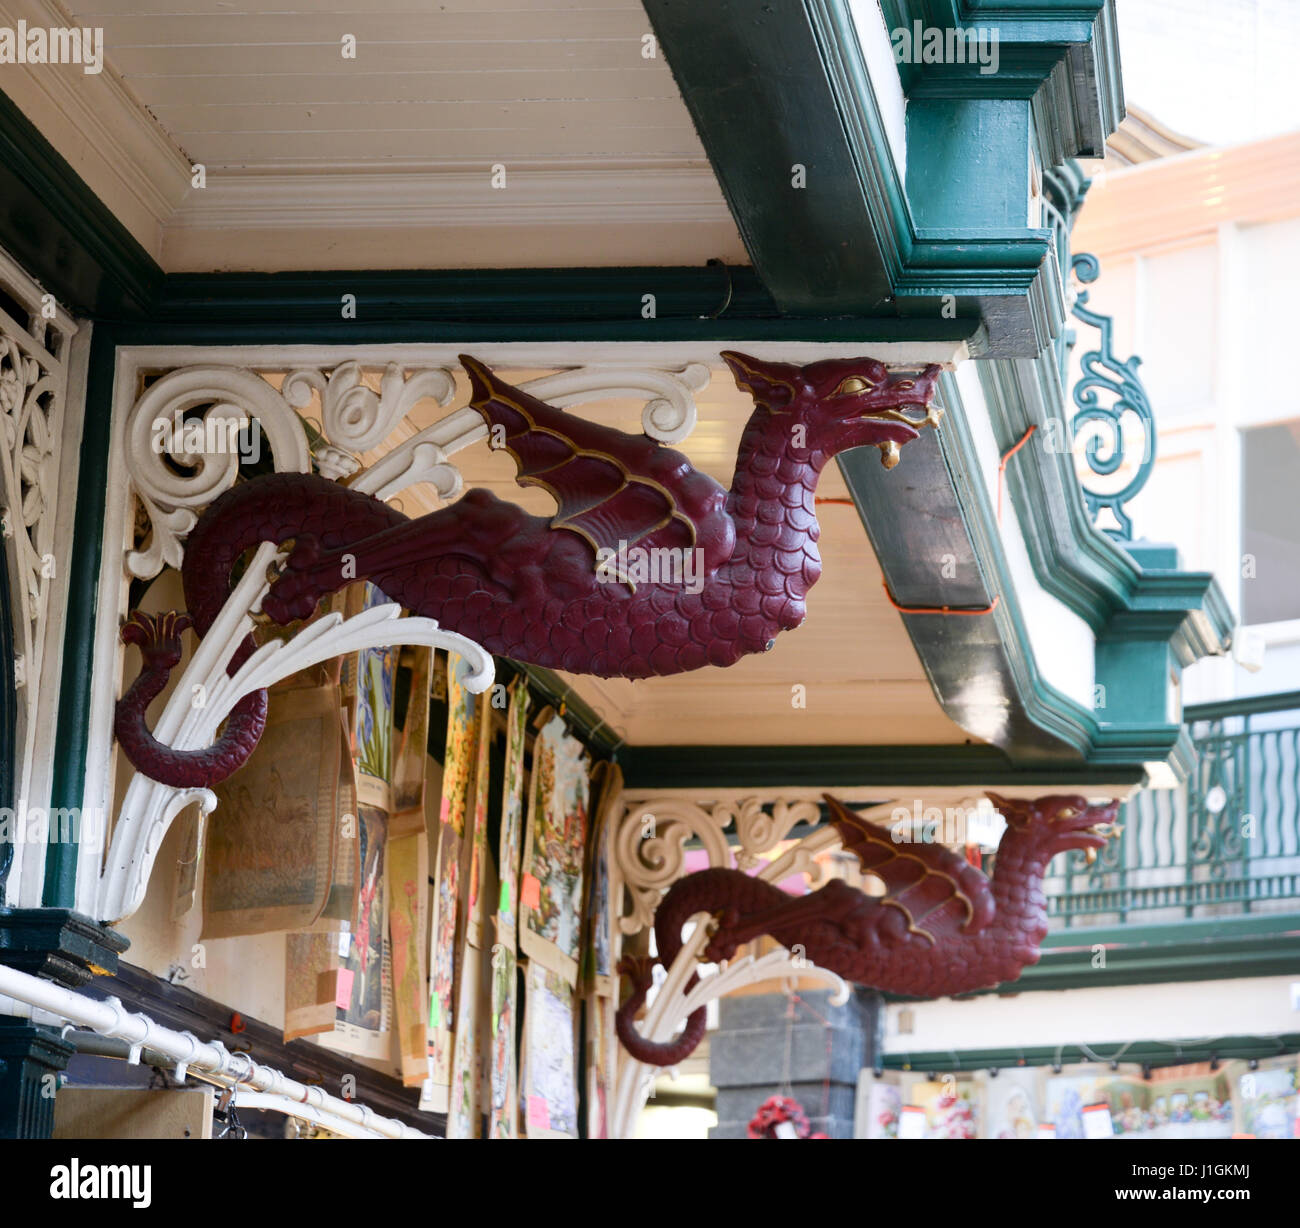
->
[608,913,848,1140]
[351,361,711,506]
[612,795,834,934]
[282,361,457,456]
[0,246,78,904]
[102,354,709,924]
[124,366,314,580]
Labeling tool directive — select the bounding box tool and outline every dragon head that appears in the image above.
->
[721,351,943,468]
[985,792,1121,864]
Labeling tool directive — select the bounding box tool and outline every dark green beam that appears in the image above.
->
[644,0,898,316]
[0,90,161,316]
[618,742,1143,792]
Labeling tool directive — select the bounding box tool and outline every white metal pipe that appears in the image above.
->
[0,965,433,1140]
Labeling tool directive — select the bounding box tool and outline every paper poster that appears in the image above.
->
[582,760,620,993]
[488,943,520,1139]
[386,828,429,1086]
[202,685,345,938]
[586,994,614,1140]
[1045,1064,1147,1139]
[854,1070,902,1139]
[519,714,589,985]
[420,795,461,1112]
[1143,1063,1234,1138]
[898,1104,927,1140]
[352,584,397,812]
[901,1076,979,1139]
[439,652,477,835]
[495,679,532,944]
[1233,1055,1298,1138]
[391,645,432,818]
[322,803,390,1058]
[283,931,339,1042]
[487,681,531,1139]
[421,654,477,1112]
[979,1067,1044,1139]
[448,939,492,1138]
[464,677,493,950]
[522,961,579,1139]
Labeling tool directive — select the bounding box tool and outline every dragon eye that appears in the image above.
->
[834,376,874,396]
[1057,806,1078,820]
[894,379,916,390]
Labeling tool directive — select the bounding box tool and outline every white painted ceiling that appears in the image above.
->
[8,0,747,270]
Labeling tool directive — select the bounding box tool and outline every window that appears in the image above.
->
[1241,421,1300,625]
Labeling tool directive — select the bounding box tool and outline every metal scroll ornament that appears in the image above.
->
[1069,252,1157,541]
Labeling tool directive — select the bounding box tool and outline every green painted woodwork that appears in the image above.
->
[0,91,160,316]
[906,99,1032,230]
[44,329,118,908]
[837,363,1232,782]
[882,1032,1300,1072]
[879,0,1123,163]
[0,1021,75,1138]
[643,0,1104,355]
[618,741,1144,792]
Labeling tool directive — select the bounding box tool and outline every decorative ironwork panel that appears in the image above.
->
[1068,251,1157,541]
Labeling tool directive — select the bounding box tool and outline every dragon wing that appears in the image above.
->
[823,794,995,943]
[461,355,732,576]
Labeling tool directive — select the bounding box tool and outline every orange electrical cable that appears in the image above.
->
[997,424,1037,521]
[881,581,999,617]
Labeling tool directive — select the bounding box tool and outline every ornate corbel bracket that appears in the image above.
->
[98,355,709,925]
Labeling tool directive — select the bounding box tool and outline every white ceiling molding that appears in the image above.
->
[161,160,746,270]
[166,163,733,232]
[0,0,192,261]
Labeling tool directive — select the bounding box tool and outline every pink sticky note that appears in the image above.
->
[521,873,541,910]
[527,1095,550,1131]
[335,969,355,1010]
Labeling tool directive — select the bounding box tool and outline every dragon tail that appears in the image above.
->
[615,867,788,1067]
[115,472,404,788]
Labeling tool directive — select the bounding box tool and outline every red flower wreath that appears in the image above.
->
[746,1095,828,1139]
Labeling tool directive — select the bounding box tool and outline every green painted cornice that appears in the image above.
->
[643,0,1110,356]
[880,0,1124,160]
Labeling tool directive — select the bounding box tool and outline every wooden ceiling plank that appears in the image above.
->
[120,66,678,107]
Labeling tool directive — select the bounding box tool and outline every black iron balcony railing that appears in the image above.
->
[1045,691,1300,928]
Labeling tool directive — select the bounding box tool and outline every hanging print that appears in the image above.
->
[386,825,429,1086]
[202,685,345,939]
[463,673,494,951]
[487,679,531,1139]
[322,802,391,1058]
[522,961,579,1139]
[351,583,397,811]
[421,652,477,1112]
[519,713,589,985]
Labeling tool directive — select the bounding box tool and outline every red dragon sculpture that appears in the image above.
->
[616,792,1119,1066]
[115,352,941,787]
